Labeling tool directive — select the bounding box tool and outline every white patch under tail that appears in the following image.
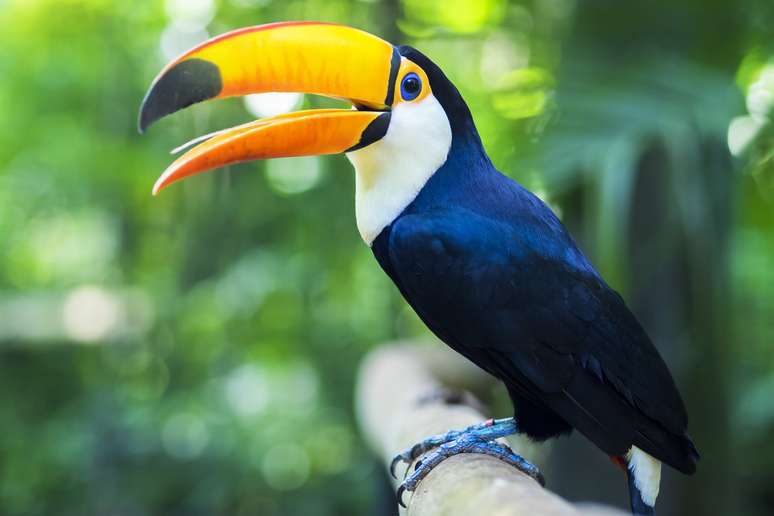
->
[346,94,452,245]
[626,446,662,507]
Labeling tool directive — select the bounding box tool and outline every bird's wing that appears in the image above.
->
[385,208,697,473]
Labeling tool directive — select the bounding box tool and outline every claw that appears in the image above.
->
[390,442,427,480]
[389,455,402,479]
[518,458,546,487]
[396,484,407,508]
[389,450,414,479]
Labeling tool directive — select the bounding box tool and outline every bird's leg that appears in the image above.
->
[391,417,544,507]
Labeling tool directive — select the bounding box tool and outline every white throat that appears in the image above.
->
[346,94,452,246]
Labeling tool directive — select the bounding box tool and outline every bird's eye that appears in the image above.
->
[400,73,422,101]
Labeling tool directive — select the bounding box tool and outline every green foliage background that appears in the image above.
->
[1,0,773,515]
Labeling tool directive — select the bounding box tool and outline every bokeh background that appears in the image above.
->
[1,0,773,514]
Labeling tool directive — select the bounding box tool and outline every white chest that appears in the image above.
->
[346,95,452,245]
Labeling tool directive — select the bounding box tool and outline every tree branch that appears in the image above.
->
[356,342,627,516]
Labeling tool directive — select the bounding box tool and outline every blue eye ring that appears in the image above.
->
[400,72,422,101]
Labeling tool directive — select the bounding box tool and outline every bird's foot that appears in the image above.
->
[391,418,544,507]
[390,417,517,477]
[395,434,544,507]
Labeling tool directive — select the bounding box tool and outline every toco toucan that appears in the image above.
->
[139,22,698,515]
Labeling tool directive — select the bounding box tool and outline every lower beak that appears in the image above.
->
[152,109,389,195]
[139,22,398,194]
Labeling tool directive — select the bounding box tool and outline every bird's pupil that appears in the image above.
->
[400,73,422,101]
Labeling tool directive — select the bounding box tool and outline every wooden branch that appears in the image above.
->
[356,342,627,516]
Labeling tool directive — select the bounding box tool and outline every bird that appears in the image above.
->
[138,21,698,515]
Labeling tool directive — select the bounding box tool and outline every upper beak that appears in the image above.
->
[139,21,398,194]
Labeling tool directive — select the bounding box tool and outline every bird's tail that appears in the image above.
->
[625,447,661,515]
[627,468,656,515]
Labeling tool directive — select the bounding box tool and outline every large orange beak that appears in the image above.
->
[139,22,399,194]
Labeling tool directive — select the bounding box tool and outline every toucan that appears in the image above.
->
[139,21,698,515]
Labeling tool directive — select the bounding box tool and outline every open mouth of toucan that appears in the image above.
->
[138,22,399,195]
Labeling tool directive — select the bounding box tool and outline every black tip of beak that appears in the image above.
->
[137,58,224,134]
